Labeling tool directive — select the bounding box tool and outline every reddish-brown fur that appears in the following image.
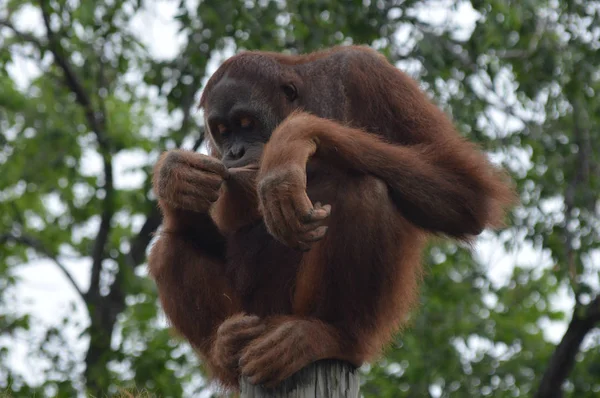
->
[148,45,515,390]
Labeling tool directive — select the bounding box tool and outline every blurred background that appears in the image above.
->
[0,0,599,397]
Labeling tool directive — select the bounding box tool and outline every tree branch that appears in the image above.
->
[39,0,115,300]
[0,19,45,48]
[535,295,600,398]
[0,233,85,300]
[587,295,600,323]
[39,0,105,144]
[127,207,162,268]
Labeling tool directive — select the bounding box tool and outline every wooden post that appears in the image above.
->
[240,360,360,398]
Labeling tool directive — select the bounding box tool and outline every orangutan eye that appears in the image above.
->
[239,117,253,129]
[217,124,228,135]
[282,83,297,101]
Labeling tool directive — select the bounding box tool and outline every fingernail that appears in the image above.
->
[316,226,328,235]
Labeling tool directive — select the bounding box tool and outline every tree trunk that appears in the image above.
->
[84,292,125,397]
[240,360,360,398]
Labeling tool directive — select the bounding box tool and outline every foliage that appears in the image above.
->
[0,0,598,397]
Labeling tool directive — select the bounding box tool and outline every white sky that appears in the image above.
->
[2,0,597,396]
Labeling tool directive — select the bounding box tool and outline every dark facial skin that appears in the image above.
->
[204,75,299,169]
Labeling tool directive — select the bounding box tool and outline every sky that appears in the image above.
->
[1,0,594,395]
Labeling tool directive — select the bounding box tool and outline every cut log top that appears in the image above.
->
[240,360,360,398]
